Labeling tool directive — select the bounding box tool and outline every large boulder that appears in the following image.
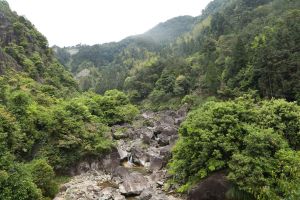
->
[119,172,150,196]
[159,146,172,161]
[187,172,231,200]
[160,126,178,136]
[138,188,154,200]
[113,166,130,178]
[140,127,154,144]
[117,147,128,161]
[150,156,164,171]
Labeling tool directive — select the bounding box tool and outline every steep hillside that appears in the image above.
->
[170,0,300,101]
[0,1,77,95]
[1,0,299,199]
[122,0,299,109]
[55,0,300,110]
[0,1,138,199]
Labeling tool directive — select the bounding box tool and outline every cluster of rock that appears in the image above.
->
[54,107,188,200]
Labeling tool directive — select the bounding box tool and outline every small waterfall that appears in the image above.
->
[128,154,133,165]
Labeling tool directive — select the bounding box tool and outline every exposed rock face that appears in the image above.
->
[119,172,150,195]
[55,108,188,200]
[70,148,121,175]
[187,172,231,200]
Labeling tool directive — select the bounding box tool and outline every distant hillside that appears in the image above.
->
[53,15,197,94]
[55,0,300,110]
[142,15,197,43]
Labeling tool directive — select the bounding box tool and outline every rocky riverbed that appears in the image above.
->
[54,106,188,200]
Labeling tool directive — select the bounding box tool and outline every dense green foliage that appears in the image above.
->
[54,16,196,98]
[0,1,138,199]
[55,0,300,110]
[1,0,299,199]
[0,1,76,94]
[0,76,138,199]
[169,96,300,199]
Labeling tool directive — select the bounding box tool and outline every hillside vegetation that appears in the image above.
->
[0,1,138,199]
[170,95,300,199]
[55,0,299,110]
[54,0,300,198]
[0,0,299,199]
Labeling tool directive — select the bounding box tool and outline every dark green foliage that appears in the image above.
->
[0,2,139,199]
[169,96,300,199]
[0,1,77,95]
[0,153,43,200]
[26,159,58,198]
[54,0,300,108]
[1,0,299,199]
[0,80,138,196]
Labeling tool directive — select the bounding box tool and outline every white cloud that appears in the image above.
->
[6,0,212,46]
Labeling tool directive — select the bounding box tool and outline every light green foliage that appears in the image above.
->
[0,81,138,195]
[38,90,138,171]
[0,154,43,200]
[0,2,139,198]
[169,96,300,199]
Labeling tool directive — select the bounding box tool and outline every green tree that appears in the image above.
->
[26,159,58,198]
[169,96,300,199]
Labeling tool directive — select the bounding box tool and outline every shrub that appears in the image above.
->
[169,95,300,199]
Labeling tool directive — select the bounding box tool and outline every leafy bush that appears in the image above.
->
[0,153,43,200]
[169,95,300,199]
[26,159,58,198]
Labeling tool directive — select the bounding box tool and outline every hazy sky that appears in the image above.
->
[6,0,212,47]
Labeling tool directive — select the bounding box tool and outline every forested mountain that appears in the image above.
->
[0,1,138,199]
[55,0,300,110]
[54,15,197,95]
[1,0,300,199]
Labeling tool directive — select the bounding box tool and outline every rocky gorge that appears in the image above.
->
[54,106,188,200]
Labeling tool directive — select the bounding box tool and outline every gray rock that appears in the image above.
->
[175,117,185,125]
[102,148,121,172]
[187,172,231,200]
[140,127,154,144]
[157,134,170,146]
[149,170,167,184]
[139,154,150,166]
[150,156,164,171]
[113,193,126,200]
[177,104,188,118]
[159,114,175,125]
[99,187,113,200]
[117,147,128,161]
[119,172,150,196]
[113,166,130,178]
[130,140,148,165]
[161,126,177,136]
[138,188,154,200]
[159,146,171,158]
[169,135,179,146]
[77,162,91,174]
